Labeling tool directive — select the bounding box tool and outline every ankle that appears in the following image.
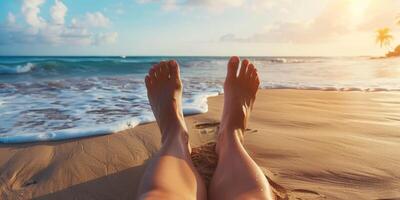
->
[161,127,189,145]
[220,112,247,131]
[160,129,191,156]
[160,118,187,135]
[216,128,244,155]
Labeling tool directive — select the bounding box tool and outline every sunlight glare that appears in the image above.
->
[348,0,371,25]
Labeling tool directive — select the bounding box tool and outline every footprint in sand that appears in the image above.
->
[194,121,220,129]
[245,128,258,133]
[289,189,325,199]
[22,179,38,187]
[194,121,220,137]
[194,121,258,135]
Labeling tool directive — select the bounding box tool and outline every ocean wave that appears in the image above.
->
[0,57,323,80]
[1,56,400,144]
[0,88,221,144]
[0,60,152,79]
[1,82,398,144]
[0,63,35,74]
[0,114,155,143]
[0,57,320,77]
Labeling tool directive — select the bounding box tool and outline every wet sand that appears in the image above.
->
[1,89,400,199]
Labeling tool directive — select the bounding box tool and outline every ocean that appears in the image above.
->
[1,56,399,143]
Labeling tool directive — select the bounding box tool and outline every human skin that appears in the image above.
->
[209,56,274,200]
[137,57,273,200]
[137,60,207,200]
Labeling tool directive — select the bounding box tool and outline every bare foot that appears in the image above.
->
[145,60,188,143]
[217,56,260,152]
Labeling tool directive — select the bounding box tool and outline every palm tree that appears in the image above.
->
[376,28,393,49]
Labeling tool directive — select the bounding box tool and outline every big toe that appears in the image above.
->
[159,61,169,80]
[168,60,180,79]
[226,56,240,80]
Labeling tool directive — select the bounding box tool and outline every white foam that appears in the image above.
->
[0,63,35,74]
[0,80,223,144]
[183,92,220,115]
[2,56,400,144]
[0,114,156,143]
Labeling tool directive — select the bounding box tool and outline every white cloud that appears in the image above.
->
[83,12,111,28]
[50,0,68,25]
[70,12,111,28]
[70,18,79,28]
[1,0,117,46]
[21,0,46,29]
[69,12,111,29]
[219,0,400,44]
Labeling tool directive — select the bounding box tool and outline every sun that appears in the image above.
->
[348,0,372,24]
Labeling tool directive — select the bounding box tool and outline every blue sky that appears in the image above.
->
[0,0,399,56]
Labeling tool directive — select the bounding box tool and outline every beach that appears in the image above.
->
[1,89,399,199]
[1,0,400,198]
[2,56,400,143]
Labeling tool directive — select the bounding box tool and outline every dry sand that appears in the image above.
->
[1,89,400,199]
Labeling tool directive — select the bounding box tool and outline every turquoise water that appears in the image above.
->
[1,56,400,143]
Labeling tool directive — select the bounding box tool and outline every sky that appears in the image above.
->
[0,0,399,56]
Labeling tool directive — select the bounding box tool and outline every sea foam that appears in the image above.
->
[0,63,35,74]
[0,81,222,144]
[1,56,400,144]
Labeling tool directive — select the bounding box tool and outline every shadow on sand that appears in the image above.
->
[32,164,147,200]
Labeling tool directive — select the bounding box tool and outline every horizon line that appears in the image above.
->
[0,55,376,57]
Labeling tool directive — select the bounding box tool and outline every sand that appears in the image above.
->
[1,89,400,199]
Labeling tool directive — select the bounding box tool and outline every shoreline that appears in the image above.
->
[1,89,400,199]
[2,88,400,144]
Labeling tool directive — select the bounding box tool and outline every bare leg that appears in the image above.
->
[209,57,274,200]
[137,60,207,200]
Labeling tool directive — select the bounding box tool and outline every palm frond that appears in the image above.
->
[376,28,393,48]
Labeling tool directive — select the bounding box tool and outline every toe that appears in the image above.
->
[169,60,180,79]
[246,63,255,79]
[227,56,240,79]
[149,66,157,80]
[251,68,258,81]
[155,63,162,79]
[238,59,249,79]
[251,70,260,91]
[250,69,260,93]
[255,76,260,90]
[145,75,151,89]
[160,61,169,80]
